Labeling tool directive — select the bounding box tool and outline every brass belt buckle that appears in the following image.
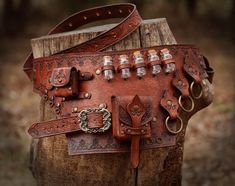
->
[78,107,111,133]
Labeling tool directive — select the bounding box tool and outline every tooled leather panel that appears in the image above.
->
[30,45,209,154]
[118,97,152,126]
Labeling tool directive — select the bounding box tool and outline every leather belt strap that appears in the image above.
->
[23,3,142,80]
[28,116,80,138]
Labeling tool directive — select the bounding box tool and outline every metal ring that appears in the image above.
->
[165,116,183,134]
[178,95,194,112]
[190,81,203,99]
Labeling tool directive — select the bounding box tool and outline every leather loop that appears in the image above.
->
[117,63,132,71]
[101,65,115,72]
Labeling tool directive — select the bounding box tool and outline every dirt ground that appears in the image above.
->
[0,18,234,186]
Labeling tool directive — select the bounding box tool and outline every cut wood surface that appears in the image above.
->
[30,18,186,186]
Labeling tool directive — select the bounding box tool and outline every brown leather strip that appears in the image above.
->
[28,116,80,138]
[160,91,179,119]
[133,63,146,69]
[172,70,190,97]
[101,65,115,72]
[23,3,142,80]
[117,63,132,71]
[162,59,175,65]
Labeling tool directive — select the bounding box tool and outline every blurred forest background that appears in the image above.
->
[0,0,234,186]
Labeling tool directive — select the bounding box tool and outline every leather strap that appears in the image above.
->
[28,116,80,138]
[23,3,142,80]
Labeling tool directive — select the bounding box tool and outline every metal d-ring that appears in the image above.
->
[165,116,183,134]
[190,81,203,99]
[178,95,194,112]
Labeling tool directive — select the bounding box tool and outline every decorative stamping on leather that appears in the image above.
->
[51,67,74,87]
[111,95,152,140]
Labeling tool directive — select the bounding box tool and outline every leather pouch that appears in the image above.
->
[111,95,152,168]
[111,95,152,140]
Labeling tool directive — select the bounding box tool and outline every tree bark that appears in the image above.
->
[30,18,185,186]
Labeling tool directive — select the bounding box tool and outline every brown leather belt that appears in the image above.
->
[24,3,214,168]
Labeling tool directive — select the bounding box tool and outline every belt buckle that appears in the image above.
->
[78,107,111,133]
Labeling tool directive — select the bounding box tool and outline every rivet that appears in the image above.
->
[96,69,101,75]
[119,9,123,13]
[62,97,66,101]
[127,129,131,133]
[83,16,87,20]
[99,103,106,109]
[121,124,124,127]
[121,130,124,134]
[56,103,60,107]
[44,89,48,94]
[96,12,100,16]
[108,11,111,15]
[72,107,78,113]
[81,73,85,77]
[68,87,72,90]
[152,117,157,122]
[55,87,58,91]
[85,93,91,99]
[177,80,183,86]
[68,22,73,27]
[141,129,145,133]
[167,100,172,106]
[113,34,117,38]
[48,78,51,83]
[50,96,54,101]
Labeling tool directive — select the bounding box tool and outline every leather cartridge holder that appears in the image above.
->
[24,3,214,168]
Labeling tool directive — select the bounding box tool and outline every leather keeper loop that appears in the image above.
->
[117,63,131,72]
[125,127,147,136]
[150,60,161,66]
[133,62,146,69]
[101,65,115,72]
[162,59,175,65]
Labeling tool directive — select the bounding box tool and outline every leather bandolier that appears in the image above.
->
[24,4,214,168]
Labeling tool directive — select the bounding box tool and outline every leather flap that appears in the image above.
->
[51,67,73,87]
[113,96,153,126]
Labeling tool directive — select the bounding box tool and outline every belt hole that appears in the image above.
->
[108,11,111,15]
[96,12,100,16]
[83,16,87,20]
[68,23,73,27]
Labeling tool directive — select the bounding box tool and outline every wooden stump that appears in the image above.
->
[30,18,185,186]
